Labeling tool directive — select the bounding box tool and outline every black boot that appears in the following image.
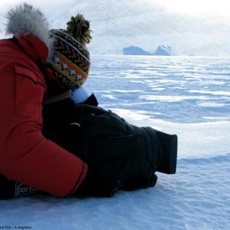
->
[155,130,178,174]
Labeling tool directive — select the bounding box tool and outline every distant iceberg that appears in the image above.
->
[154,45,174,56]
[123,46,152,55]
[123,45,174,56]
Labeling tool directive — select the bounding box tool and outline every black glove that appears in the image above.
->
[75,161,125,198]
[0,174,38,199]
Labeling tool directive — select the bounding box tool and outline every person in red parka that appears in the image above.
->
[0,4,122,199]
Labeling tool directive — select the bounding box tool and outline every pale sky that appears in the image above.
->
[1,0,230,56]
[0,0,230,18]
[155,0,230,17]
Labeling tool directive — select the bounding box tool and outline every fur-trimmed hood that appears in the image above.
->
[6,3,53,60]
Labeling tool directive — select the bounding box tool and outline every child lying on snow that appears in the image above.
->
[0,4,177,199]
[42,89,178,195]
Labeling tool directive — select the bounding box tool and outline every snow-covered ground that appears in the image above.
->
[0,55,229,230]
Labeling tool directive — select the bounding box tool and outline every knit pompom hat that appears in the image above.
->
[48,15,92,89]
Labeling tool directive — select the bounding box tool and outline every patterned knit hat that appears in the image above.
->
[48,14,92,89]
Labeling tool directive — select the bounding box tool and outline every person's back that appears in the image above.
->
[0,4,88,198]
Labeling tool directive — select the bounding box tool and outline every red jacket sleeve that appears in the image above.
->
[0,63,87,197]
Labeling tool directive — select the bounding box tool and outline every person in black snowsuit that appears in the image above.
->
[42,95,178,196]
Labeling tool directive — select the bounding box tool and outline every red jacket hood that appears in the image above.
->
[6,3,53,63]
[17,34,49,62]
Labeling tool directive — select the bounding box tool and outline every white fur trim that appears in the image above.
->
[71,87,91,104]
[6,3,53,59]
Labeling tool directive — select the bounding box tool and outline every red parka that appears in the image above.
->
[0,35,87,197]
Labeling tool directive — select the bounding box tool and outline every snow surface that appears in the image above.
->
[0,56,230,230]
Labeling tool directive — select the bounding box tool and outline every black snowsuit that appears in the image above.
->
[42,98,162,192]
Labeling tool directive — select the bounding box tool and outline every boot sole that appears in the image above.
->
[156,131,178,174]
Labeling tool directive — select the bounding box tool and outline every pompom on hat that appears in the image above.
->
[48,14,92,90]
